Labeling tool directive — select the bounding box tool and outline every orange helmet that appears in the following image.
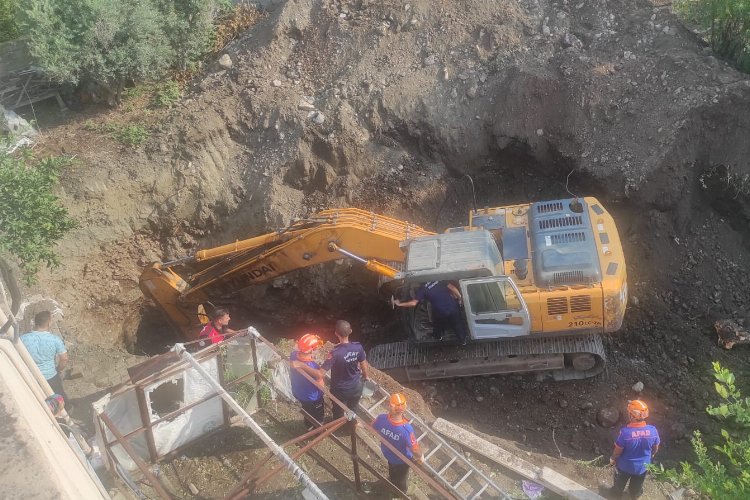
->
[297,334,322,353]
[627,400,649,420]
[389,393,407,411]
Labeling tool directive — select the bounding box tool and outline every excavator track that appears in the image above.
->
[368,334,606,382]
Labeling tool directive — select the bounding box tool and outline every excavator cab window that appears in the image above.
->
[466,281,522,314]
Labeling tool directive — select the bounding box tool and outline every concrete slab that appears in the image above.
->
[433,418,604,500]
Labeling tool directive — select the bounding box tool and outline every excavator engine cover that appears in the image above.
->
[528,198,602,287]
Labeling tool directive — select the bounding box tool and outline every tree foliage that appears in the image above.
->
[0,0,19,42]
[675,0,750,72]
[19,0,224,101]
[652,362,750,499]
[0,149,76,282]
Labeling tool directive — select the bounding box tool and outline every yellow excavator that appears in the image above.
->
[140,197,627,381]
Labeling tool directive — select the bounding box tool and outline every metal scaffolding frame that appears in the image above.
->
[93,329,457,499]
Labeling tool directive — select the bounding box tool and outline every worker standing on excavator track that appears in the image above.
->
[603,400,660,499]
[289,334,325,429]
[372,393,423,495]
[395,281,468,345]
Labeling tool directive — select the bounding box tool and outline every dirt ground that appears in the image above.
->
[13,0,750,498]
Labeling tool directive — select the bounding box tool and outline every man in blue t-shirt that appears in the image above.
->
[21,310,69,402]
[395,281,468,345]
[372,393,423,493]
[292,320,370,429]
[605,400,660,499]
[289,334,324,429]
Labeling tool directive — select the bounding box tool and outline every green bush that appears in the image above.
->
[675,0,750,72]
[0,0,19,42]
[0,149,76,282]
[651,362,750,498]
[19,0,223,102]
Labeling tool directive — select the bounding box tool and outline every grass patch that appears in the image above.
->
[83,120,149,147]
[112,124,149,146]
[154,81,182,108]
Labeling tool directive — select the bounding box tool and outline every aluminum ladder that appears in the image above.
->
[359,384,511,499]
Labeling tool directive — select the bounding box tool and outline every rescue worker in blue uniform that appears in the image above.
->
[372,393,423,494]
[292,320,370,430]
[605,400,660,499]
[289,334,324,429]
[395,281,467,345]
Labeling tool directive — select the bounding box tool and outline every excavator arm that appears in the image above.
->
[139,208,433,337]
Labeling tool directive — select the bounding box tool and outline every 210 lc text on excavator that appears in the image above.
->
[140,197,627,382]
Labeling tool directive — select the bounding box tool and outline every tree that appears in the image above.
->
[0,0,19,42]
[652,362,750,498]
[675,0,750,72]
[0,149,76,282]
[154,0,218,71]
[19,0,224,102]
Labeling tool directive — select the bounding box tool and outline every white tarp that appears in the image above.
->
[146,357,224,458]
[93,389,149,471]
[94,356,223,472]
[93,337,290,473]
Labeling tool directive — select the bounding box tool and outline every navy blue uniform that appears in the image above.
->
[290,351,324,427]
[415,282,467,344]
[323,342,366,421]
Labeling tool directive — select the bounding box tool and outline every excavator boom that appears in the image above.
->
[139,209,433,336]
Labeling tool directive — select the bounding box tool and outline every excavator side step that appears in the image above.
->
[368,334,606,382]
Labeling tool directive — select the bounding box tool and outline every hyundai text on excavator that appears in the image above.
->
[139,197,627,381]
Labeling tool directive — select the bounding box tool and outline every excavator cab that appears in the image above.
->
[398,230,531,343]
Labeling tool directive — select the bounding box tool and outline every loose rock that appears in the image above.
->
[597,407,620,427]
[218,54,233,69]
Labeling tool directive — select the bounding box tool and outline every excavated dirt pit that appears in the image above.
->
[131,141,750,476]
[16,0,750,497]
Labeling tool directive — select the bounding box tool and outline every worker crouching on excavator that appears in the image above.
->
[289,334,325,429]
[604,400,660,499]
[372,393,423,495]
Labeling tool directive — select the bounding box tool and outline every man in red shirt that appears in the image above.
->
[198,308,239,347]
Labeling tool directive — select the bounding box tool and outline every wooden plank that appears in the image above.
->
[432,418,604,500]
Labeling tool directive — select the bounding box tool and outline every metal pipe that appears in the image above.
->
[350,424,362,491]
[250,335,262,410]
[251,418,346,492]
[172,343,328,500]
[99,413,171,500]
